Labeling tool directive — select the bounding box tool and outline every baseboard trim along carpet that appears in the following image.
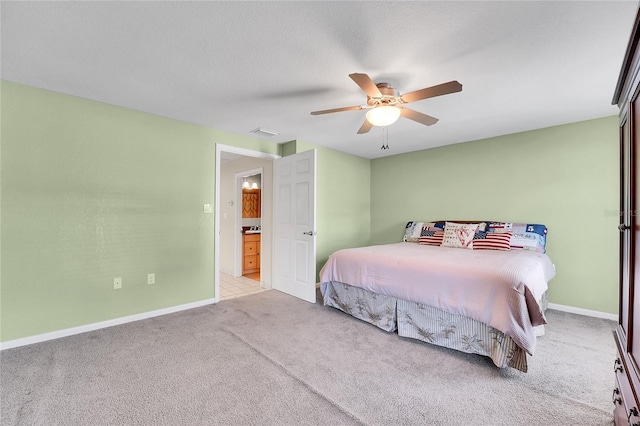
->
[547,302,617,321]
[0,298,217,351]
[1,298,616,351]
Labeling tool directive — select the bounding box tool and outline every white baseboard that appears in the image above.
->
[547,303,617,321]
[0,298,217,351]
[2,298,614,351]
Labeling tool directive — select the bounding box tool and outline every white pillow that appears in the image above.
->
[441,222,479,249]
[404,221,438,242]
[406,222,424,242]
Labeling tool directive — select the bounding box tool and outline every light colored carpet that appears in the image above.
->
[1,290,616,425]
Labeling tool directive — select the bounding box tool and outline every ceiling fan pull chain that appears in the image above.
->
[381,126,390,150]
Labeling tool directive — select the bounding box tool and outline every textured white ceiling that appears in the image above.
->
[1,1,638,159]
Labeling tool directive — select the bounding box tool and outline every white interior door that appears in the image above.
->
[273,149,316,303]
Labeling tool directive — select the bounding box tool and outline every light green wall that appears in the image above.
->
[2,82,219,341]
[0,79,618,342]
[1,81,371,342]
[370,116,619,314]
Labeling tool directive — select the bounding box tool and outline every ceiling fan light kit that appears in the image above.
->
[366,105,401,127]
[310,73,462,135]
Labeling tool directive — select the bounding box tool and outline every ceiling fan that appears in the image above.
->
[310,73,462,134]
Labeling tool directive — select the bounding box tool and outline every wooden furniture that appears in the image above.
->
[242,189,261,218]
[613,7,640,426]
[242,233,260,275]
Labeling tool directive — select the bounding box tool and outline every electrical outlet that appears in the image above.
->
[113,277,122,289]
[147,273,155,285]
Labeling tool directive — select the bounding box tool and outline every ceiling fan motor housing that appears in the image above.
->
[367,83,401,107]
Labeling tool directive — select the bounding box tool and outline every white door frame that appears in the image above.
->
[214,144,279,302]
[234,167,263,277]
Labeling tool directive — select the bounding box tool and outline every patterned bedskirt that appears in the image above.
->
[322,280,397,332]
[321,281,548,373]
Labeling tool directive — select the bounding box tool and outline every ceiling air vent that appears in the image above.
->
[250,127,280,137]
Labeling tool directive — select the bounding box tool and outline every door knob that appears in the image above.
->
[303,231,316,236]
[619,224,631,231]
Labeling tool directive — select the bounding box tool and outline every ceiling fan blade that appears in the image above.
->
[357,119,373,134]
[400,108,439,126]
[400,81,462,103]
[349,73,382,97]
[310,105,364,115]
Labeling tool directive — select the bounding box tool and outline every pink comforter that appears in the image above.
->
[319,242,556,355]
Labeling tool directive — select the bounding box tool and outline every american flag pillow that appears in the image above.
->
[473,231,512,250]
[418,230,444,246]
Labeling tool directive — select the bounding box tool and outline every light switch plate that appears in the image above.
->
[203,204,213,213]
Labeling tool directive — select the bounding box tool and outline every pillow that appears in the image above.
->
[418,230,444,246]
[403,222,423,242]
[432,221,487,231]
[403,221,436,242]
[475,222,489,232]
[473,231,512,251]
[441,222,479,249]
[431,221,446,230]
[486,222,547,253]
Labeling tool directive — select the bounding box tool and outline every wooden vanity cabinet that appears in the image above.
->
[242,233,260,275]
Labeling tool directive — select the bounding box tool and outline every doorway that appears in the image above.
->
[214,144,318,304]
[215,144,278,302]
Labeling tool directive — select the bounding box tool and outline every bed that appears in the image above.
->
[319,221,555,372]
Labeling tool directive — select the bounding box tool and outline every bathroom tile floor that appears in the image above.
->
[220,272,268,301]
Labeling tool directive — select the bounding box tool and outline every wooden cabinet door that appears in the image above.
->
[242,189,261,218]
[244,241,258,255]
[242,234,261,274]
[630,97,640,364]
[243,255,258,271]
[621,114,631,342]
